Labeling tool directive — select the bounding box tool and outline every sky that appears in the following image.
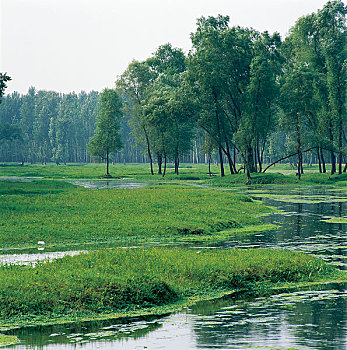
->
[1,0,329,95]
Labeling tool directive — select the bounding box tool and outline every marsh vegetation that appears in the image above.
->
[0,164,346,338]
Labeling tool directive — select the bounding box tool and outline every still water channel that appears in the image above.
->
[2,184,346,350]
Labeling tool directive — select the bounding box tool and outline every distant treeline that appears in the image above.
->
[0,0,346,175]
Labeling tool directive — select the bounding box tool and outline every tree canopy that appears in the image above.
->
[88,88,123,176]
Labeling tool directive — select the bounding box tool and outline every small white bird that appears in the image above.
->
[37,241,45,245]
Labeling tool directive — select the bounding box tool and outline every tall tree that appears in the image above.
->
[287,0,346,174]
[315,0,346,174]
[279,63,316,179]
[88,89,123,176]
[188,16,281,176]
[116,60,156,174]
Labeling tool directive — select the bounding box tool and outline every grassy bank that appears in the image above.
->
[0,181,274,248]
[0,247,344,330]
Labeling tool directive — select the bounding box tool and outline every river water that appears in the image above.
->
[2,185,346,350]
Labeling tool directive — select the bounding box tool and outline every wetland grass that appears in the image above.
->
[0,334,19,347]
[0,247,342,329]
[0,181,273,248]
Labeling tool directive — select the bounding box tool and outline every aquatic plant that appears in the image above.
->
[0,182,272,248]
[0,247,340,326]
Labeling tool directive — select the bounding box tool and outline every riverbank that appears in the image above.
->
[1,247,345,332]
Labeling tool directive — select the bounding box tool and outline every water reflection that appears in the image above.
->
[218,186,347,269]
[66,180,151,190]
[191,285,346,350]
[6,315,164,349]
[5,285,346,350]
[0,250,87,266]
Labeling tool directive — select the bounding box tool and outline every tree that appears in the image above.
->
[0,73,11,102]
[0,73,22,158]
[315,0,346,174]
[0,123,21,143]
[116,60,156,174]
[234,31,282,173]
[279,63,316,179]
[88,89,123,176]
[188,16,281,176]
[286,0,346,175]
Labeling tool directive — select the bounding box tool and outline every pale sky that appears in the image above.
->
[1,0,328,95]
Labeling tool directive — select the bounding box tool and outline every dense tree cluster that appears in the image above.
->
[0,88,100,164]
[0,1,346,175]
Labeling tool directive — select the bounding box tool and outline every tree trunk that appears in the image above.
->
[162,154,167,177]
[300,154,304,174]
[219,146,225,177]
[338,150,343,175]
[263,147,317,173]
[330,150,336,175]
[106,151,109,175]
[246,168,251,184]
[144,127,154,175]
[157,154,162,175]
[208,154,212,176]
[297,150,302,180]
[226,152,235,175]
[223,143,235,175]
[256,143,262,173]
[320,148,326,173]
[246,145,255,174]
[317,147,322,173]
[175,155,179,175]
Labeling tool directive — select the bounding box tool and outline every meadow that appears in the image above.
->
[0,162,346,334]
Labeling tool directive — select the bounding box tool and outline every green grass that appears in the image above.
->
[0,181,273,248]
[0,163,212,181]
[0,334,19,347]
[0,247,343,329]
[0,162,346,185]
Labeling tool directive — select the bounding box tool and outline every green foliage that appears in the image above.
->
[0,89,99,164]
[1,4,346,176]
[88,89,123,174]
[0,247,338,324]
[188,16,283,175]
[0,123,21,143]
[0,73,11,102]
